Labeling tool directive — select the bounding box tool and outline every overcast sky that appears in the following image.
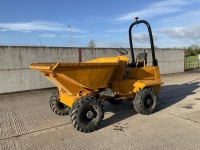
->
[0,0,199,48]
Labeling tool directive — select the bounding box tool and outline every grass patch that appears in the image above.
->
[185,55,198,63]
[185,55,199,70]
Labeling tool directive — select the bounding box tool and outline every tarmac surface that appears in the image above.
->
[0,69,200,150]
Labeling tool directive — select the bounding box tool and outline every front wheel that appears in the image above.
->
[49,90,71,116]
[133,88,158,115]
[70,96,104,133]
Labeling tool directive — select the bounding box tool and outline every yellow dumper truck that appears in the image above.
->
[30,17,163,133]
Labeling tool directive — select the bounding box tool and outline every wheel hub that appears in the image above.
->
[147,98,153,105]
[86,111,94,119]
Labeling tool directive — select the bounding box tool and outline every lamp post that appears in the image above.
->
[68,25,71,47]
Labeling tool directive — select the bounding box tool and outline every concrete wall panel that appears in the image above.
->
[0,46,185,94]
[0,69,54,93]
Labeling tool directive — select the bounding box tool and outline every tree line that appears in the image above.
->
[185,45,200,56]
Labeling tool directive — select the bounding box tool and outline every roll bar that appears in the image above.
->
[129,17,158,66]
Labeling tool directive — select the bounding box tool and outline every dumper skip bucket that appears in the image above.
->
[29,57,121,96]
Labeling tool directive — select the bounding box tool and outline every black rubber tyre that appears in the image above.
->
[49,90,70,116]
[133,87,158,115]
[70,96,104,133]
[107,98,122,105]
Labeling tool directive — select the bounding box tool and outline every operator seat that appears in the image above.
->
[128,53,147,67]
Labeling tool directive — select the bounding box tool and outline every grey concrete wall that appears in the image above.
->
[81,48,185,74]
[0,46,184,94]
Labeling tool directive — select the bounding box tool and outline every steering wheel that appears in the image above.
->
[117,47,128,55]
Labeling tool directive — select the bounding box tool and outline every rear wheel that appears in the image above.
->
[70,96,104,133]
[133,87,158,115]
[49,90,70,116]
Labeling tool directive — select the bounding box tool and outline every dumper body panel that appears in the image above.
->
[111,66,163,99]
